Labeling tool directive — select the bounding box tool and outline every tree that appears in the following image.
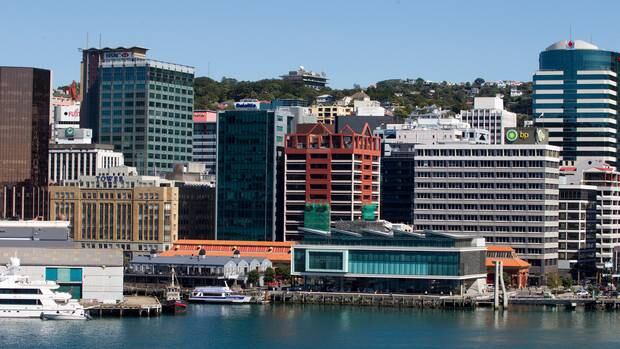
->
[263,267,275,283]
[561,275,573,288]
[547,273,562,290]
[275,266,290,282]
[247,270,260,286]
[474,77,485,86]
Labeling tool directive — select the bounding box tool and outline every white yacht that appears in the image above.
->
[189,282,251,304]
[0,257,88,320]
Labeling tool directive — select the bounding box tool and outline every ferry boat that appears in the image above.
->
[161,268,187,314]
[189,282,251,304]
[0,257,88,320]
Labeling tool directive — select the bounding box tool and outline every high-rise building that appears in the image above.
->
[80,47,148,142]
[81,47,195,175]
[0,67,51,219]
[412,143,561,278]
[284,123,381,240]
[378,116,490,225]
[192,110,217,174]
[532,40,620,165]
[459,96,516,144]
[215,109,286,241]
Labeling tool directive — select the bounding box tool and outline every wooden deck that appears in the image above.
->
[82,296,162,317]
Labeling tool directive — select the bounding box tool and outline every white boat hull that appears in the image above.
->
[188,296,252,304]
[0,308,87,320]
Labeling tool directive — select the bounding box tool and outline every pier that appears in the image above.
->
[83,296,162,317]
[270,291,476,309]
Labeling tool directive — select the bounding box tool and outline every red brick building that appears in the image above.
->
[284,123,381,240]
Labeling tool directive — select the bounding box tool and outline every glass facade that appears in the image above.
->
[348,251,459,276]
[216,110,283,241]
[534,46,620,164]
[308,251,345,271]
[98,62,194,175]
[46,267,83,299]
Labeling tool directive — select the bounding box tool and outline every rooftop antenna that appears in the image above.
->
[99,33,102,48]
[569,25,572,42]
[86,32,89,49]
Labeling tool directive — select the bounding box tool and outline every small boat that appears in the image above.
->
[161,268,187,315]
[189,282,251,304]
[0,257,88,320]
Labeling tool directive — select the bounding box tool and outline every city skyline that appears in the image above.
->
[1,0,619,88]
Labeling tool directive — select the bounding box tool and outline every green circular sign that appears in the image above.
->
[506,129,518,142]
[64,127,75,137]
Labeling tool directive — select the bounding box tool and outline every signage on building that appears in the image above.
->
[504,127,548,145]
[193,110,217,123]
[234,100,260,110]
[56,105,80,123]
[103,51,134,60]
[95,175,125,184]
[64,127,75,137]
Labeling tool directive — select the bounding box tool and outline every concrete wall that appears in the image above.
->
[14,265,123,303]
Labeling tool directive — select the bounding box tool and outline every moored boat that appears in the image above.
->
[189,282,251,304]
[0,257,88,320]
[161,268,187,314]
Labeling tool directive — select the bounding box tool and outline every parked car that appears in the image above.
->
[576,290,590,298]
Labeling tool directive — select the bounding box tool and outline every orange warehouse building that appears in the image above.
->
[160,240,295,263]
[486,245,530,289]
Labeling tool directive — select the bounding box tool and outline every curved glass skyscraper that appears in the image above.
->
[533,40,620,165]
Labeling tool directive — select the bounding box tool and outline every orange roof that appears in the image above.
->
[174,240,296,247]
[166,240,295,263]
[486,258,530,269]
[487,245,515,252]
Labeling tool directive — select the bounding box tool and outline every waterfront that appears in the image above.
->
[1,305,620,348]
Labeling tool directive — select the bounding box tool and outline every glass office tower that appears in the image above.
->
[533,40,620,165]
[215,109,286,241]
[0,67,50,219]
[97,54,195,175]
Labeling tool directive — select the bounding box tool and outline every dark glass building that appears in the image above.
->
[380,143,415,224]
[215,109,286,241]
[177,183,216,240]
[0,67,50,219]
[533,40,620,165]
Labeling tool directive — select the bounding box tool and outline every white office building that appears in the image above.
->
[412,143,561,277]
[459,96,517,144]
[48,144,125,184]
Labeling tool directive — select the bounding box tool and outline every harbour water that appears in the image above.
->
[1,304,620,348]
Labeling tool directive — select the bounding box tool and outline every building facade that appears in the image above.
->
[192,110,217,175]
[309,105,352,125]
[49,166,179,253]
[284,123,381,240]
[558,183,598,277]
[292,222,487,294]
[80,47,149,142]
[459,96,517,145]
[532,40,620,165]
[96,51,195,175]
[48,144,124,184]
[0,67,51,219]
[412,144,561,278]
[281,67,328,89]
[216,109,286,241]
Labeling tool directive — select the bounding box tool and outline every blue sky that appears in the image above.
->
[1,0,618,88]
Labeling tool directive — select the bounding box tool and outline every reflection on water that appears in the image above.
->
[1,305,619,349]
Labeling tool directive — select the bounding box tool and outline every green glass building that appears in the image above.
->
[215,109,286,241]
[292,222,487,294]
[97,53,195,175]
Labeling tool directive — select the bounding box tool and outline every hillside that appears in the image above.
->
[193,77,533,120]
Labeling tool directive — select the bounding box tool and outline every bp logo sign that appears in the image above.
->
[505,129,518,142]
